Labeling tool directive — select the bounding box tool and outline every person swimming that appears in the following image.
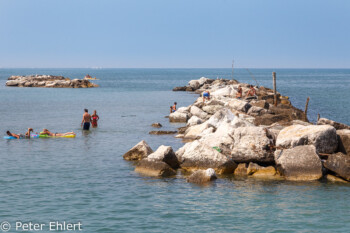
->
[40,129,76,136]
[91,110,99,128]
[6,128,33,139]
[6,131,22,139]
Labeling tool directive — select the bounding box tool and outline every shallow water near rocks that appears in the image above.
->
[0,68,350,232]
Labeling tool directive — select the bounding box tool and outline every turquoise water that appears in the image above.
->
[0,68,349,232]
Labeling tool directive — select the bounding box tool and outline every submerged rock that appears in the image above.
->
[123,140,153,161]
[151,123,163,128]
[326,174,349,183]
[275,145,322,181]
[135,159,176,177]
[187,168,217,184]
[149,131,177,135]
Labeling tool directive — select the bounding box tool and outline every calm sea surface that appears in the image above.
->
[0,68,349,232]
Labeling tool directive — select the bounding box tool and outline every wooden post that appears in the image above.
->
[317,113,320,122]
[304,97,310,115]
[273,72,277,106]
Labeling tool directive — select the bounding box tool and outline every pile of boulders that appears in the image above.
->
[6,75,98,88]
[123,77,350,184]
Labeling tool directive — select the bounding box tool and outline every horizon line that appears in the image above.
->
[1,67,350,69]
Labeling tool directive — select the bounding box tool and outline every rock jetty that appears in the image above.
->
[123,77,350,184]
[6,75,98,88]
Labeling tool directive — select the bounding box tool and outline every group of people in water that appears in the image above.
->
[6,109,100,139]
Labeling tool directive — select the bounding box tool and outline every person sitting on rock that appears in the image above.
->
[170,106,175,113]
[40,129,76,136]
[202,91,210,102]
[236,85,243,99]
[246,85,257,98]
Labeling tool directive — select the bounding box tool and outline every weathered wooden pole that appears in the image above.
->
[273,72,277,106]
[304,97,310,115]
[317,113,320,122]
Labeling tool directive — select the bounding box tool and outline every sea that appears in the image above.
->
[0,68,349,232]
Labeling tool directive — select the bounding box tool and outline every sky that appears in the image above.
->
[0,0,349,68]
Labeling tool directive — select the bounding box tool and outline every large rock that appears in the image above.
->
[207,108,236,128]
[274,145,323,181]
[324,153,350,181]
[190,106,208,120]
[230,127,274,163]
[276,125,338,154]
[188,80,201,90]
[147,145,180,169]
[202,105,223,115]
[135,159,176,177]
[247,106,267,116]
[337,129,350,155]
[317,118,350,130]
[169,111,190,123]
[176,140,237,174]
[187,116,203,127]
[123,140,153,161]
[227,99,251,113]
[183,122,212,140]
[211,86,236,97]
[5,80,19,86]
[186,168,217,184]
[247,163,279,179]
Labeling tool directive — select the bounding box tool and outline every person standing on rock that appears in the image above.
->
[81,109,92,130]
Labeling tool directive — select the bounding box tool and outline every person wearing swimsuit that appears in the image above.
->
[40,129,75,136]
[81,109,92,130]
[91,110,99,128]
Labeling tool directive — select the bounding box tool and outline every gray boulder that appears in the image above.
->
[276,125,338,154]
[169,111,190,123]
[230,127,274,163]
[337,129,350,155]
[324,152,350,181]
[176,140,237,174]
[147,145,180,169]
[274,145,323,181]
[123,140,153,161]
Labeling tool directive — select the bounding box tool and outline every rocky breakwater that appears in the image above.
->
[123,77,350,184]
[6,75,98,88]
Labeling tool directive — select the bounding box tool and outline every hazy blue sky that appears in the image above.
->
[0,0,349,68]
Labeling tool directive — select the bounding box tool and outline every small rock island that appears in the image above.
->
[6,75,98,88]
